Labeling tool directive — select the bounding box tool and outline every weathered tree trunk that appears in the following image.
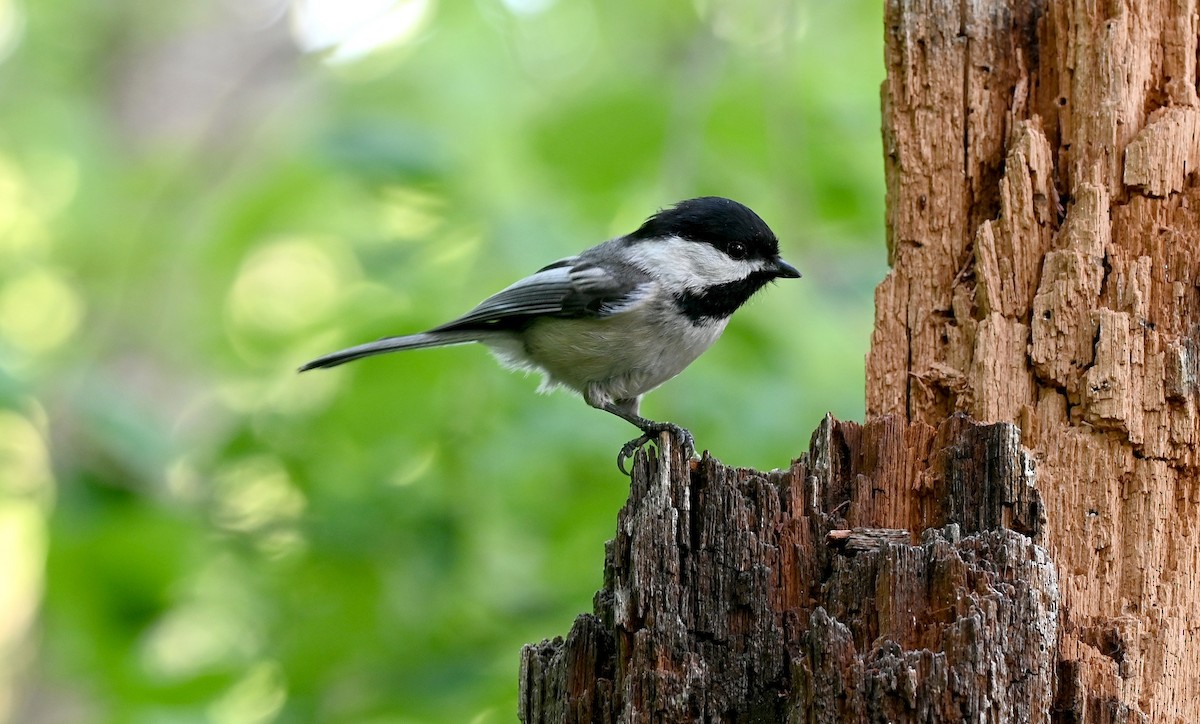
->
[519,1,1200,721]
[521,422,1058,722]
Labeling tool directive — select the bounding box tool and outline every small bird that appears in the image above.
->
[300,197,800,473]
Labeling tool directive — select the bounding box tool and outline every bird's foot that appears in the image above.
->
[616,423,696,475]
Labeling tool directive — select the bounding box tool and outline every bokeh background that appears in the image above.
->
[0,0,886,721]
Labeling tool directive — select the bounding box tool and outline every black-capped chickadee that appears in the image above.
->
[300,197,800,473]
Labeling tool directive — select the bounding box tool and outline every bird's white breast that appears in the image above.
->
[484,293,728,404]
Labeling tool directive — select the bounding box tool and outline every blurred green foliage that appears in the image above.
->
[0,0,885,721]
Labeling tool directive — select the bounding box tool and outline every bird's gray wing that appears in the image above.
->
[430,256,649,332]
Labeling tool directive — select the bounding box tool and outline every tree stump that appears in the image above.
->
[520,1,1200,720]
[520,420,1057,721]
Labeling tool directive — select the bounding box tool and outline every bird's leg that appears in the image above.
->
[598,397,695,475]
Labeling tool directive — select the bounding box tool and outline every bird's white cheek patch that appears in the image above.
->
[626,237,762,288]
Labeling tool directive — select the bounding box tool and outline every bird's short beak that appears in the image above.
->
[771,257,802,279]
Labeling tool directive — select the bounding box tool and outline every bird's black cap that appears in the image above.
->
[627,196,781,260]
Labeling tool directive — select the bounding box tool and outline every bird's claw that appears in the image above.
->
[615,424,696,475]
[616,435,651,475]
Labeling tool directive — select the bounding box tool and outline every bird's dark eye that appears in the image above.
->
[727,242,748,260]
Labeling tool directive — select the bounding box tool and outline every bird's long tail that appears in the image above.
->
[298,331,480,371]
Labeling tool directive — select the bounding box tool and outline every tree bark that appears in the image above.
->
[520,1,1200,721]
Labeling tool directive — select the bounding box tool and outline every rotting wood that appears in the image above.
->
[520,416,1057,722]
[868,0,1200,720]
[824,527,910,554]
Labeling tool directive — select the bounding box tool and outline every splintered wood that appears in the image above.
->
[868,0,1200,720]
[520,421,1057,722]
